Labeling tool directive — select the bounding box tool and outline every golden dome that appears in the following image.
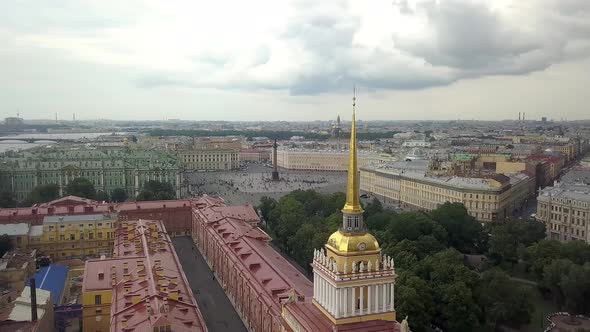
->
[326,230,380,254]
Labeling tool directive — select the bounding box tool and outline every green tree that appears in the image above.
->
[543,259,590,315]
[488,219,546,266]
[274,196,305,251]
[431,202,486,253]
[542,259,575,309]
[477,269,533,329]
[258,196,278,222]
[0,234,14,257]
[436,281,481,332]
[95,190,110,202]
[413,249,482,331]
[110,188,128,203]
[386,212,447,244]
[0,191,16,208]
[395,271,435,332]
[520,240,563,278]
[363,197,383,218]
[365,211,392,232]
[27,183,60,205]
[136,180,175,201]
[561,263,590,317]
[65,177,96,199]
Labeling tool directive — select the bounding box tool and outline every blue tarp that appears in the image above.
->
[26,265,69,305]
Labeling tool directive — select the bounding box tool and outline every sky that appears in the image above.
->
[1,0,590,122]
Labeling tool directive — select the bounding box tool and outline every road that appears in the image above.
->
[172,236,247,332]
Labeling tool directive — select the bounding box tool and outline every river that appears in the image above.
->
[0,132,128,153]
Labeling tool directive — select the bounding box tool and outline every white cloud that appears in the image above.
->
[2,0,589,95]
[1,0,590,122]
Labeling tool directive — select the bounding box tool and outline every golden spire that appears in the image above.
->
[342,86,363,214]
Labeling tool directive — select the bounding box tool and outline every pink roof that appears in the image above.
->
[0,196,223,225]
[194,203,313,317]
[83,219,207,332]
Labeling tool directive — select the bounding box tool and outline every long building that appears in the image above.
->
[0,195,198,237]
[537,184,590,243]
[276,149,387,171]
[82,218,208,332]
[537,161,590,243]
[0,196,216,262]
[177,148,240,171]
[361,162,532,222]
[0,146,186,201]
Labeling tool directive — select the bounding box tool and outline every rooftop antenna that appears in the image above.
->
[55,112,58,124]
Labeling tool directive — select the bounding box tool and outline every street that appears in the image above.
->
[172,236,247,332]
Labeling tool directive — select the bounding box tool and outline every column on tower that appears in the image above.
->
[390,283,395,311]
[329,284,333,314]
[382,283,387,312]
[359,286,364,315]
[313,273,317,302]
[343,287,348,317]
[350,287,356,316]
[374,284,379,313]
[367,285,372,314]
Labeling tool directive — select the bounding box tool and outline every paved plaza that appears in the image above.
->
[185,163,347,205]
[172,236,247,332]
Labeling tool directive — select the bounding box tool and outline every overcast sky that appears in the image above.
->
[1,0,589,121]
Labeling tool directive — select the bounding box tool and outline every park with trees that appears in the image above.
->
[258,190,590,332]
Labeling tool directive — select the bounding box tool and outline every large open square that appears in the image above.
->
[185,163,347,205]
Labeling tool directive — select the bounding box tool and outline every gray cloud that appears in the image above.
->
[8,0,587,96]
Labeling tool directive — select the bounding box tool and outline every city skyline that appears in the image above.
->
[1,0,590,121]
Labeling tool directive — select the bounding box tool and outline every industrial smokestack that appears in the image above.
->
[523,112,525,121]
[518,112,521,121]
[30,277,38,321]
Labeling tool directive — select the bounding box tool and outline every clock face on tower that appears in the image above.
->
[358,242,366,251]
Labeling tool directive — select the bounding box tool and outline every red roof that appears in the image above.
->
[83,219,207,332]
[0,196,217,224]
[194,203,314,318]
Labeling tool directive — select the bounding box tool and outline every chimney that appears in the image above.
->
[30,278,38,321]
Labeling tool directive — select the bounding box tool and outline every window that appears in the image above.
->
[60,235,65,240]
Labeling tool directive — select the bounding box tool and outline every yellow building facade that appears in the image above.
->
[537,185,590,243]
[29,214,117,259]
[178,149,240,171]
[361,168,531,222]
[82,288,112,332]
[276,149,386,171]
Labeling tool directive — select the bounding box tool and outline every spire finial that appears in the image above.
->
[342,84,363,215]
[353,84,356,108]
